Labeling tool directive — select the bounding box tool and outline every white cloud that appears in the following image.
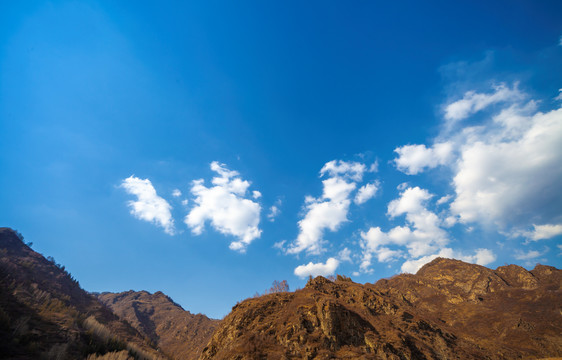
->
[394,142,454,175]
[465,248,497,265]
[387,186,432,217]
[273,240,286,250]
[252,190,262,199]
[436,195,452,205]
[185,162,261,252]
[294,258,339,278]
[268,205,280,222]
[526,224,562,241]
[369,161,379,173]
[172,189,182,197]
[338,247,352,262]
[443,215,458,228]
[450,106,562,229]
[288,160,370,255]
[555,89,562,101]
[360,187,450,272]
[443,83,523,125]
[121,176,175,235]
[400,247,496,274]
[514,249,545,261]
[181,199,189,206]
[354,182,379,205]
[320,160,366,181]
[394,85,562,235]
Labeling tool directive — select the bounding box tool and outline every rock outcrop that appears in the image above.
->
[201,258,562,359]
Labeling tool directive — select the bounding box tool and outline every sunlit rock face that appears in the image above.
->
[200,258,562,360]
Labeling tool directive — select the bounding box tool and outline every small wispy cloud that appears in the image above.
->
[121,176,175,235]
[268,205,280,222]
[443,82,523,126]
[514,249,542,261]
[354,182,379,205]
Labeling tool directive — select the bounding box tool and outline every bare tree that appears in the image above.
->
[267,280,289,294]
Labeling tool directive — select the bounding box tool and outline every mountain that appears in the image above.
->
[2,226,561,359]
[97,290,218,360]
[0,228,164,360]
[200,258,562,359]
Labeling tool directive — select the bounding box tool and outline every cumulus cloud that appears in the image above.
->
[393,84,562,235]
[121,176,175,235]
[354,182,379,205]
[400,247,496,274]
[185,162,261,252]
[394,142,454,175]
[287,160,370,255]
[359,187,450,272]
[450,105,562,228]
[443,83,523,125]
[294,258,339,278]
[172,189,182,197]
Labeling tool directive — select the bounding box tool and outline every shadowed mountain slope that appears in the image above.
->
[200,258,562,360]
[97,290,218,360]
[0,228,165,360]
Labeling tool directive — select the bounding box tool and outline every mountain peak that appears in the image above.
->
[201,259,562,359]
[97,290,218,360]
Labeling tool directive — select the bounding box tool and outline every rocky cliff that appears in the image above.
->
[200,258,562,359]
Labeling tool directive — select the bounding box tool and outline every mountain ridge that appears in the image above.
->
[201,257,562,359]
[97,290,218,360]
[1,227,561,359]
[0,227,165,359]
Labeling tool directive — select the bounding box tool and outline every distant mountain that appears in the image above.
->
[0,228,164,360]
[97,291,218,360]
[201,258,562,359]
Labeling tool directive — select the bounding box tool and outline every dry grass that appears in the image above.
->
[86,350,134,360]
[83,316,161,360]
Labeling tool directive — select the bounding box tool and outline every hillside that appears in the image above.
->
[2,226,561,359]
[0,228,165,360]
[97,290,218,360]
[201,258,562,359]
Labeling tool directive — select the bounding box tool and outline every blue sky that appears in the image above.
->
[1,1,561,318]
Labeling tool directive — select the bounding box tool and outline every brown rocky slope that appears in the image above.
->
[201,258,562,359]
[97,290,218,360]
